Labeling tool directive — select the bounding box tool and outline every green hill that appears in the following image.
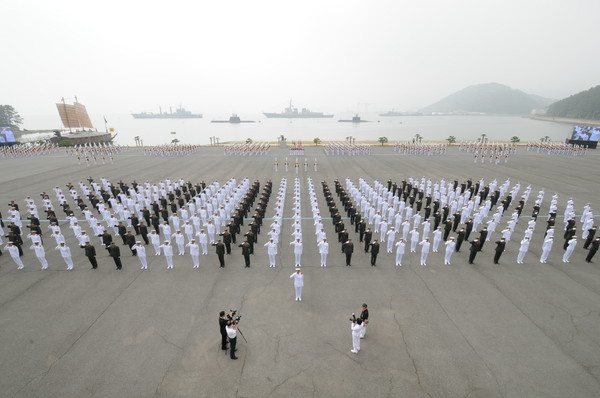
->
[545,85,600,120]
[420,83,554,115]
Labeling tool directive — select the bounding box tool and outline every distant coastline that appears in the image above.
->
[529,115,600,126]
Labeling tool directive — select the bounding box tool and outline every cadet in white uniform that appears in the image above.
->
[394,239,406,266]
[386,227,396,253]
[55,242,74,270]
[172,231,185,255]
[289,269,304,301]
[186,239,200,268]
[540,236,553,263]
[290,239,303,267]
[160,241,174,269]
[5,242,25,269]
[149,230,161,255]
[264,239,278,267]
[444,237,456,265]
[133,241,148,269]
[30,241,48,269]
[197,230,209,254]
[517,237,530,264]
[317,238,329,267]
[419,238,431,266]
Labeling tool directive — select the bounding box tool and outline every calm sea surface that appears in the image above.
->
[22,113,572,146]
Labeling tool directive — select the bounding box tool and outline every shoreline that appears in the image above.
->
[529,115,600,126]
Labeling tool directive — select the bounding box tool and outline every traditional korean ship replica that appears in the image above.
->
[338,114,369,123]
[51,98,114,145]
[132,106,203,119]
[211,114,256,123]
[263,101,333,118]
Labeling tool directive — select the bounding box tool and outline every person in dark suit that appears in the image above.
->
[102,230,113,250]
[125,231,136,255]
[344,239,354,266]
[84,241,98,269]
[369,240,380,266]
[212,240,225,267]
[364,229,372,252]
[494,238,506,264]
[244,230,255,254]
[139,222,149,244]
[586,238,600,263]
[118,222,127,245]
[220,230,232,254]
[478,228,488,251]
[468,239,480,264]
[358,219,366,241]
[219,311,229,351]
[109,242,122,270]
[239,241,251,267]
[455,229,465,252]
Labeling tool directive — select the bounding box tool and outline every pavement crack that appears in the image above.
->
[155,331,184,351]
[266,368,308,398]
[393,313,432,398]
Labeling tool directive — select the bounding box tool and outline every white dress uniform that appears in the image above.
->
[186,241,200,268]
[30,243,48,269]
[517,238,530,264]
[419,240,430,266]
[264,240,278,267]
[394,240,405,266]
[196,231,209,254]
[540,237,553,263]
[432,229,442,252]
[317,240,329,267]
[55,244,74,270]
[160,242,174,268]
[289,271,304,301]
[172,232,185,255]
[290,240,303,266]
[149,232,161,255]
[410,230,420,252]
[133,243,148,269]
[443,239,455,264]
[386,228,396,253]
[5,244,25,269]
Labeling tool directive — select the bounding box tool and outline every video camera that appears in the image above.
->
[229,310,242,324]
[349,313,356,322]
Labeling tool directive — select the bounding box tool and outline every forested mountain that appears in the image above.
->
[420,83,554,115]
[545,86,600,120]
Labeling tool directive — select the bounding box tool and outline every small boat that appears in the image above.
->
[211,114,256,124]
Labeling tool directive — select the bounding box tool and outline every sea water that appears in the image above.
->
[20,112,572,146]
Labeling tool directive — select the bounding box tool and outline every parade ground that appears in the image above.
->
[1,144,600,398]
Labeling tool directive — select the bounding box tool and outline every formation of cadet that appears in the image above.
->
[458,142,516,164]
[2,168,598,271]
[393,142,447,156]
[526,142,588,156]
[223,143,270,156]
[322,143,371,155]
[288,141,304,155]
[143,144,201,156]
[0,143,59,158]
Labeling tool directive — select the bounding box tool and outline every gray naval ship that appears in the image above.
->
[132,106,202,119]
[263,101,333,118]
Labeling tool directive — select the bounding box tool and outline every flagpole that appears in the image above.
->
[104,116,108,133]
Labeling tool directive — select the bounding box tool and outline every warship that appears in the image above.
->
[263,101,333,118]
[132,106,202,119]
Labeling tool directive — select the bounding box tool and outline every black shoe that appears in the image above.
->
[231,357,238,360]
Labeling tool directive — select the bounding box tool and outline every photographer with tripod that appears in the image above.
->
[225,310,245,360]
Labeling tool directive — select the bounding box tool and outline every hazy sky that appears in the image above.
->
[3,0,600,118]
